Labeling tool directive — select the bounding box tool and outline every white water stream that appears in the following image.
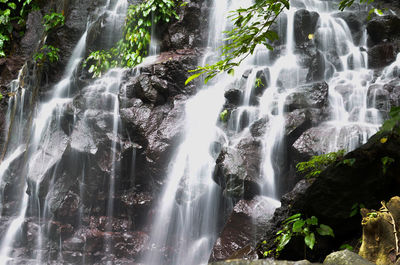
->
[0,0,399,264]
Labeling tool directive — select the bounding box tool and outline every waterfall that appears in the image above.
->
[0,0,398,264]
[0,0,128,263]
[145,0,399,262]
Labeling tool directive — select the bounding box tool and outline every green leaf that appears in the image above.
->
[8,3,16,9]
[317,224,334,237]
[304,232,315,249]
[284,213,301,224]
[340,243,354,251]
[306,216,318,226]
[185,72,202,85]
[292,220,305,233]
[278,233,291,251]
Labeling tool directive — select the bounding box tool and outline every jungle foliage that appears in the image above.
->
[84,0,180,78]
[262,213,334,258]
[0,0,39,57]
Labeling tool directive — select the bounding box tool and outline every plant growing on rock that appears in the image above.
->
[34,44,60,63]
[85,0,180,78]
[0,0,38,57]
[296,150,345,179]
[381,156,395,175]
[269,213,334,258]
[43,12,65,31]
[380,106,400,134]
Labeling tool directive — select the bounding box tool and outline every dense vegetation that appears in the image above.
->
[84,0,180,77]
[0,0,39,57]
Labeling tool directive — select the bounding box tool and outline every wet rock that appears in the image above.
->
[284,82,329,112]
[292,124,370,160]
[285,109,313,146]
[383,78,400,107]
[118,190,153,229]
[297,130,400,246]
[250,117,269,138]
[125,74,166,105]
[44,0,93,85]
[294,9,320,46]
[367,15,400,45]
[209,196,280,262]
[53,191,80,221]
[224,87,243,106]
[162,0,209,50]
[213,136,263,199]
[213,146,247,199]
[324,250,375,265]
[237,137,263,189]
[368,42,400,69]
[20,11,44,57]
[26,130,69,196]
[367,83,390,111]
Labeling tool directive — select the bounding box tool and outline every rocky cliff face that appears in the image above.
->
[0,0,400,264]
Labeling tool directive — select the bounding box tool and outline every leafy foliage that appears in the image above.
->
[255,77,264,88]
[219,109,229,122]
[34,44,60,63]
[186,0,289,84]
[0,0,38,57]
[271,213,334,257]
[340,243,354,251]
[380,106,400,134]
[43,12,64,31]
[342,158,356,167]
[85,0,180,78]
[296,150,345,179]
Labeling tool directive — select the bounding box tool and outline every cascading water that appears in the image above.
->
[0,0,128,263]
[146,0,400,263]
[0,0,399,264]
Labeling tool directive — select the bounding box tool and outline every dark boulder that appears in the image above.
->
[213,137,263,200]
[259,130,400,261]
[209,196,280,262]
[249,117,268,138]
[368,42,400,69]
[367,15,400,45]
[224,87,242,106]
[161,0,209,50]
[213,147,247,199]
[383,78,400,107]
[291,124,373,161]
[285,109,313,146]
[294,9,320,46]
[284,82,329,112]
